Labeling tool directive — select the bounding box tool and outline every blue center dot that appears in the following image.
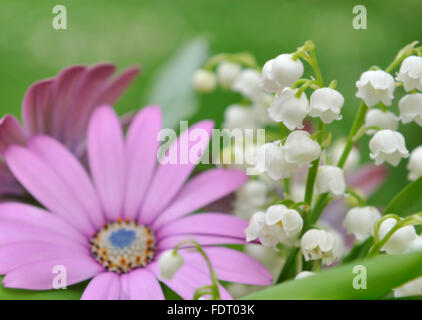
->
[109,228,136,249]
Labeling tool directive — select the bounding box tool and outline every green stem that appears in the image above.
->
[276,247,300,283]
[368,223,402,257]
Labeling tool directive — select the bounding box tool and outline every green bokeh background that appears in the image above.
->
[1,0,422,205]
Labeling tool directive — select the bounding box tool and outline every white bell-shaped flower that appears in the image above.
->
[399,93,422,126]
[364,109,399,134]
[233,180,268,219]
[329,138,360,172]
[407,146,422,181]
[261,59,280,93]
[245,211,266,242]
[300,229,340,265]
[379,218,417,254]
[369,129,409,166]
[265,205,303,241]
[232,69,263,101]
[356,70,395,107]
[217,61,242,89]
[255,141,298,180]
[295,271,316,280]
[283,130,321,166]
[315,165,346,198]
[223,104,256,131]
[192,69,217,93]
[396,56,422,92]
[268,88,309,130]
[309,88,344,123]
[271,54,304,89]
[158,250,184,280]
[343,206,381,241]
[394,277,422,298]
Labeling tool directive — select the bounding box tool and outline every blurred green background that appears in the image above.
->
[1,0,422,204]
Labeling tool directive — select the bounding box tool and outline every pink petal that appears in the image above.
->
[22,79,53,135]
[0,115,27,155]
[153,168,247,228]
[156,213,248,240]
[0,241,89,274]
[3,257,102,290]
[81,272,120,300]
[29,135,105,228]
[123,106,162,220]
[0,202,87,247]
[148,262,232,300]
[347,164,388,195]
[139,120,214,225]
[4,146,96,235]
[87,106,125,221]
[157,234,247,251]
[181,247,273,285]
[0,162,25,199]
[125,268,164,300]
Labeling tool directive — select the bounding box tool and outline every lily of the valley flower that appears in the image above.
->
[356,70,395,107]
[192,69,217,93]
[158,250,184,280]
[369,129,409,166]
[364,109,399,134]
[295,271,316,280]
[283,130,321,166]
[379,218,417,254]
[268,88,309,130]
[232,69,263,101]
[407,146,422,181]
[315,165,346,198]
[394,277,422,298]
[301,229,340,265]
[223,104,256,131]
[233,180,268,219]
[343,206,381,242]
[309,88,344,123]
[396,56,422,92]
[398,93,422,126]
[217,61,242,89]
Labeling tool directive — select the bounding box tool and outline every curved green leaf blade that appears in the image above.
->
[243,251,422,300]
[384,177,422,216]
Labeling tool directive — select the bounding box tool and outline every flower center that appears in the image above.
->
[90,219,156,274]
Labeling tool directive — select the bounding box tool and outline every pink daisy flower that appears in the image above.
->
[0,105,272,299]
[0,63,139,200]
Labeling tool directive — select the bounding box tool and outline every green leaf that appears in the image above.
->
[341,237,373,264]
[243,251,422,300]
[384,177,422,216]
[147,36,209,129]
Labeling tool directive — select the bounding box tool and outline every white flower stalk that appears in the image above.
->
[265,205,303,241]
[295,271,316,280]
[343,206,381,241]
[233,180,268,219]
[407,146,422,181]
[158,250,184,280]
[192,69,217,93]
[315,165,346,198]
[283,130,321,166]
[379,218,417,254]
[394,277,422,298]
[309,88,344,123]
[398,93,422,126]
[223,104,256,131]
[329,138,360,172]
[255,141,298,180]
[301,229,340,265]
[364,109,399,134]
[396,55,422,91]
[369,129,409,166]
[232,69,263,101]
[268,88,309,130]
[356,70,395,107]
[261,54,304,93]
[217,61,242,89]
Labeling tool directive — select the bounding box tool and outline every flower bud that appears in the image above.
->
[343,206,381,241]
[158,250,184,280]
[268,88,309,130]
[379,218,417,254]
[192,69,217,92]
[364,109,399,134]
[261,59,280,93]
[396,55,422,92]
[217,61,242,89]
[283,130,321,165]
[309,88,344,123]
[369,129,409,166]
[356,70,395,107]
[398,93,422,126]
[232,69,263,101]
[301,229,340,265]
[315,165,345,198]
[408,146,422,181]
[271,54,304,88]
